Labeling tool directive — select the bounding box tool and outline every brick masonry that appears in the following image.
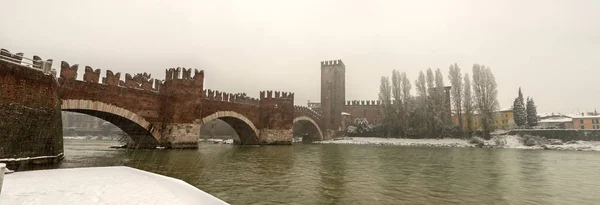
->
[0,59,63,167]
[1,49,298,156]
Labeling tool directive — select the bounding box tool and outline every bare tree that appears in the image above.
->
[378,76,393,137]
[399,72,412,137]
[448,63,463,131]
[472,64,499,139]
[415,71,427,99]
[391,70,403,136]
[415,71,428,136]
[425,68,436,137]
[463,73,474,136]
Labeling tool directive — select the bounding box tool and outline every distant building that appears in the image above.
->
[452,107,516,131]
[62,112,103,129]
[314,59,451,134]
[307,100,321,112]
[538,113,573,129]
[495,108,516,130]
[572,116,600,130]
[62,112,121,136]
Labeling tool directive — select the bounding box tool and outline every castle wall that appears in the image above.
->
[343,100,380,125]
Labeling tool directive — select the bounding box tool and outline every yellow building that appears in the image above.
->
[572,116,600,130]
[495,108,515,130]
[452,108,515,131]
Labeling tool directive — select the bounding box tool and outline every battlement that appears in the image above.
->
[259,91,294,101]
[345,100,380,106]
[203,89,260,107]
[60,61,162,92]
[320,59,344,67]
[1,48,54,75]
[164,67,203,86]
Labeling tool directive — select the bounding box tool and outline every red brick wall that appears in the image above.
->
[60,79,163,122]
[343,105,380,124]
[259,91,294,130]
[0,60,63,159]
[201,99,261,126]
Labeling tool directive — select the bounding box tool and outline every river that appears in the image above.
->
[57,139,600,205]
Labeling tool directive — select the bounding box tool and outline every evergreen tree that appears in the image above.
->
[526,97,538,127]
[513,87,527,127]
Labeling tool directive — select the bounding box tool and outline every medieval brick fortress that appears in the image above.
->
[311,60,381,133]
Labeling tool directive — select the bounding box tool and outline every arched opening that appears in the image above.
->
[199,119,238,144]
[62,111,123,138]
[293,117,323,142]
[61,100,159,149]
[61,109,158,149]
[199,112,260,145]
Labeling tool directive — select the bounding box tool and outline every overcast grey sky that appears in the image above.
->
[1,0,599,114]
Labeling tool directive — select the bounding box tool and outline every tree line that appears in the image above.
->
[512,87,538,128]
[377,64,499,139]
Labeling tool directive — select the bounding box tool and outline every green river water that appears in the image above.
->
[56,139,600,205]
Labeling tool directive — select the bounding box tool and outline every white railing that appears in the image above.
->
[0,49,54,76]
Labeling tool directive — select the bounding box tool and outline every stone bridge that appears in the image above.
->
[0,48,333,167]
[58,61,295,149]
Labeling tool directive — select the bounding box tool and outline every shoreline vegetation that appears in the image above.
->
[315,135,600,151]
[63,135,600,152]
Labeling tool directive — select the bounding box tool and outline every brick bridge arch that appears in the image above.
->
[293,106,324,142]
[61,99,160,148]
[197,111,260,144]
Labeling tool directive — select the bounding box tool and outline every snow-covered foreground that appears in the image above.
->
[0,166,228,205]
[316,136,600,151]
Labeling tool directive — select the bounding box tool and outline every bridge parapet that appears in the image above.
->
[294,105,323,122]
[0,48,54,76]
[164,67,203,87]
[203,89,260,107]
[60,61,164,92]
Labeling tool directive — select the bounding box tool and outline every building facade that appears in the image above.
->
[452,108,516,131]
[572,116,600,130]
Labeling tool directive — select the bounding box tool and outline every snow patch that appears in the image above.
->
[0,153,64,163]
[316,137,472,148]
[0,166,228,205]
[316,135,600,151]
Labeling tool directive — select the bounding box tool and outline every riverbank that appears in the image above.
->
[315,135,600,151]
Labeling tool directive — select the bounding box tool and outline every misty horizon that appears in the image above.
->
[2,0,598,114]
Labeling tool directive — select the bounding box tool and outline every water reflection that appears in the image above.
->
[58,139,600,205]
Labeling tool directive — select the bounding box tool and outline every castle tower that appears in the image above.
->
[320,59,345,136]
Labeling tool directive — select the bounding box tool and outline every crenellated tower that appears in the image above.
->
[321,59,345,137]
[259,90,295,144]
[158,67,204,147]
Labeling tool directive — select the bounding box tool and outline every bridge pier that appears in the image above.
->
[159,123,201,149]
[258,129,293,145]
